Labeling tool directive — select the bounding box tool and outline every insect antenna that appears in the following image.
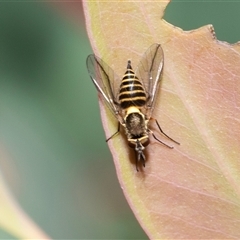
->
[135,139,146,171]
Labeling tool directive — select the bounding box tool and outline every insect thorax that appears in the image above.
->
[123,107,149,148]
[125,112,146,136]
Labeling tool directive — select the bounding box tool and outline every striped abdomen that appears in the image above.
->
[119,61,146,109]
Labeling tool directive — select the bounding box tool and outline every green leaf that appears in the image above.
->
[0,150,50,239]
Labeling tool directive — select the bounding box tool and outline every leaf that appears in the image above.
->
[83,1,240,239]
[0,148,50,239]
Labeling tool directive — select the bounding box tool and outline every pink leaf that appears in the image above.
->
[83,1,240,238]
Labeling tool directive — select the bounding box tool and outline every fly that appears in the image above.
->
[86,43,179,171]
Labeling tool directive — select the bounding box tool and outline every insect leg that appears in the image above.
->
[151,132,174,149]
[152,118,180,145]
[106,122,120,142]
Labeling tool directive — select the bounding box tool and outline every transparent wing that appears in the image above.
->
[135,43,164,117]
[86,54,121,117]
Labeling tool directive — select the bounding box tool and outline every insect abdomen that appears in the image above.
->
[119,61,146,109]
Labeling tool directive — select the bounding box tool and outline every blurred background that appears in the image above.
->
[0,1,239,239]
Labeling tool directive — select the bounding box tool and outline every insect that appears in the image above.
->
[86,43,179,171]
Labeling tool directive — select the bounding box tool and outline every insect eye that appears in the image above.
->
[128,139,150,148]
[128,142,136,148]
[142,139,150,147]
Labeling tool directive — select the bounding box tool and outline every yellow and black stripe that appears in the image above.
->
[119,61,146,109]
